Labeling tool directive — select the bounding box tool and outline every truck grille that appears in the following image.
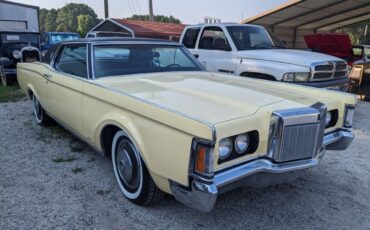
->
[312,61,348,81]
[21,47,40,63]
[270,105,326,163]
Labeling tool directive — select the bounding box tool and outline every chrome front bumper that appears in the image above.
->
[170,128,353,212]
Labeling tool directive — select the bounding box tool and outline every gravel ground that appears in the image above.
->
[0,99,369,230]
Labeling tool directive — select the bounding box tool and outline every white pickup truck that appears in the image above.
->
[179,23,349,88]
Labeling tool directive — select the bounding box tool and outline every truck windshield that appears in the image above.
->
[227,26,286,50]
[1,33,39,44]
[51,34,80,44]
[93,44,203,78]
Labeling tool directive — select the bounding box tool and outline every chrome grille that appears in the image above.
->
[275,123,319,162]
[270,105,326,163]
[311,61,348,81]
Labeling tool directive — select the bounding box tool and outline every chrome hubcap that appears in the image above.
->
[118,149,133,184]
[115,140,141,191]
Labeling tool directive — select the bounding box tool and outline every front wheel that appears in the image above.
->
[32,93,51,126]
[0,67,12,87]
[112,131,163,205]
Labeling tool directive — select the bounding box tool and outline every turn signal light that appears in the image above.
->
[195,146,206,173]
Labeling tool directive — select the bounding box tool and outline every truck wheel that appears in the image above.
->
[32,94,51,126]
[112,131,163,206]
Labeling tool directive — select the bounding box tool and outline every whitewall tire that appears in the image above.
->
[111,131,163,205]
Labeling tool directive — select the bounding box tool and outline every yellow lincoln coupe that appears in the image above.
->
[17,38,356,212]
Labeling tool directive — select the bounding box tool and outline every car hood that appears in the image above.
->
[240,49,343,67]
[93,71,331,124]
[304,33,353,58]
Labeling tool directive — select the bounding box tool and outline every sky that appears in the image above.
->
[10,0,289,24]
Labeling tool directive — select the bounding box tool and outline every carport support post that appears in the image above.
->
[293,28,297,49]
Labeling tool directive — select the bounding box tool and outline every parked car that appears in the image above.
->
[0,0,41,86]
[17,38,356,212]
[0,32,41,86]
[41,32,80,53]
[85,31,133,38]
[304,33,370,66]
[180,23,350,90]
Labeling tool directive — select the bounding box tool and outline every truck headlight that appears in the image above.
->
[344,106,355,128]
[283,73,310,82]
[12,50,21,59]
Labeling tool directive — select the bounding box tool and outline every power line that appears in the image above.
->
[126,0,134,16]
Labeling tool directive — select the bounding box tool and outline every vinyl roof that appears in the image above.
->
[243,0,370,31]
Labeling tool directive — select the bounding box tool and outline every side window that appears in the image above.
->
[87,34,95,38]
[364,48,370,59]
[55,44,88,78]
[198,27,231,51]
[182,28,200,49]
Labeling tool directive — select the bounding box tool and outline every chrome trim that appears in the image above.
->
[214,150,325,188]
[310,61,348,81]
[273,107,320,126]
[344,104,355,128]
[323,129,354,150]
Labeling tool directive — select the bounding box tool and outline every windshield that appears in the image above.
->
[227,26,286,50]
[93,44,203,78]
[1,33,39,44]
[51,34,80,44]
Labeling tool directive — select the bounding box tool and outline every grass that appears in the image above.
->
[52,156,77,163]
[0,84,26,103]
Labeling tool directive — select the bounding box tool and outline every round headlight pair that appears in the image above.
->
[219,134,250,160]
[12,50,22,59]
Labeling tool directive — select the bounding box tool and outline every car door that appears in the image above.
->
[193,26,237,75]
[43,43,87,135]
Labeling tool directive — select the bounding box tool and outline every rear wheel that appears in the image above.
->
[32,93,51,126]
[112,131,163,205]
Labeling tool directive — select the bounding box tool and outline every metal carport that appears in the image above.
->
[242,0,370,49]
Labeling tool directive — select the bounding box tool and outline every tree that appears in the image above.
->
[38,3,100,36]
[56,3,99,33]
[127,14,181,24]
[77,14,96,37]
[336,20,370,45]
[45,9,58,32]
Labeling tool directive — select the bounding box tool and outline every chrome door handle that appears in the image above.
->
[43,73,52,78]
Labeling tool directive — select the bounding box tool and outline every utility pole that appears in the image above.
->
[148,0,154,22]
[104,0,109,18]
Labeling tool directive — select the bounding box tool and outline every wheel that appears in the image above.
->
[32,93,51,126]
[112,131,163,205]
[0,66,12,87]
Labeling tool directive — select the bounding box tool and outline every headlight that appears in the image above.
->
[218,138,233,160]
[325,111,332,127]
[344,106,355,128]
[12,50,21,59]
[283,73,310,82]
[234,134,249,154]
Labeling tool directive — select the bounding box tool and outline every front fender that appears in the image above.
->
[237,59,310,80]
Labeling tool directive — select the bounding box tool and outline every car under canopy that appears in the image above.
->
[242,0,370,49]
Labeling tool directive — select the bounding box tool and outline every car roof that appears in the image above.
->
[185,23,263,28]
[59,37,181,45]
[45,32,80,35]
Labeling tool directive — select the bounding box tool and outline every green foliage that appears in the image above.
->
[336,20,370,45]
[77,14,96,37]
[38,3,100,36]
[127,14,182,24]
[0,85,25,103]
